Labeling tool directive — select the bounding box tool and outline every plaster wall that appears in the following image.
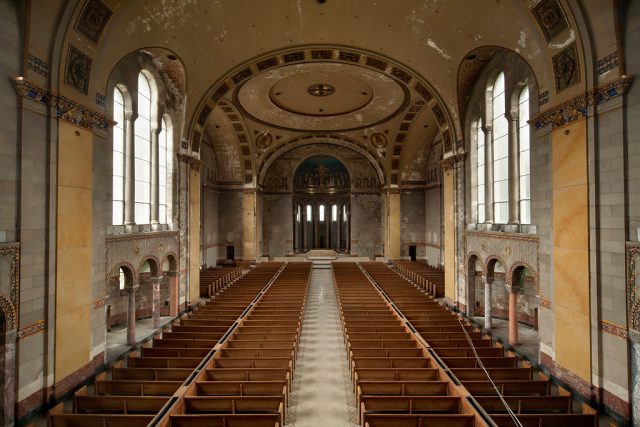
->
[400,192,426,259]
[425,188,442,265]
[552,119,591,382]
[217,192,243,261]
[189,171,200,300]
[444,169,455,300]
[55,123,92,382]
[351,193,382,259]
[262,194,293,257]
[202,188,219,266]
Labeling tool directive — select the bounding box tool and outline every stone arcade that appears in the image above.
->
[1,0,640,426]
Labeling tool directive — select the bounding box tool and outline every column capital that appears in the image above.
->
[482,275,494,285]
[505,284,521,294]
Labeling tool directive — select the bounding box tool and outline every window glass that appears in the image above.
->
[319,205,325,222]
[134,73,152,224]
[476,119,486,223]
[518,86,531,224]
[332,204,338,222]
[112,87,126,225]
[306,205,312,222]
[492,72,508,223]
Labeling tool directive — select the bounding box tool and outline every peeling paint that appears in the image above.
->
[518,30,527,48]
[427,39,451,60]
[548,29,575,49]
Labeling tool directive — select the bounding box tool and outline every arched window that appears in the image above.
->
[159,117,171,224]
[112,87,126,225]
[475,119,485,223]
[134,72,153,224]
[296,204,301,222]
[518,87,531,224]
[319,204,325,222]
[331,204,338,222]
[492,72,508,223]
[306,204,312,222]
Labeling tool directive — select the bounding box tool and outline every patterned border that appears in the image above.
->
[530,76,634,129]
[18,320,45,340]
[10,78,115,131]
[27,54,48,77]
[177,153,202,170]
[440,153,466,171]
[596,52,619,77]
[601,320,628,339]
[0,243,20,331]
[627,242,640,331]
[93,299,105,310]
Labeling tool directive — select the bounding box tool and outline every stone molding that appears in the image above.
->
[10,78,115,131]
[440,152,467,171]
[530,76,634,129]
[600,320,628,339]
[465,230,540,293]
[177,153,202,170]
[17,320,45,340]
[0,242,20,331]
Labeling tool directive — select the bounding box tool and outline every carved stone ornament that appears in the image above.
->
[10,78,115,131]
[370,132,388,149]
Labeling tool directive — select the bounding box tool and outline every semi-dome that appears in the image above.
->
[293,155,350,194]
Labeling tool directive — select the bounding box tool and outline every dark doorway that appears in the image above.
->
[226,245,235,260]
[409,245,417,261]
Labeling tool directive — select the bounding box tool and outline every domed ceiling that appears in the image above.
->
[293,155,351,194]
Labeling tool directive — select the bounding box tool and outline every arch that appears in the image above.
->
[139,255,160,277]
[508,261,539,292]
[162,252,178,272]
[466,252,485,276]
[292,155,351,194]
[107,262,137,295]
[0,296,16,332]
[259,136,385,186]
[484,255,507,282]
[190,45,459,156]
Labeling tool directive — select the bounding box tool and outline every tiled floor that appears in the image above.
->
[471,316,540,363]
[285,267,358,427]
[106,315,174,363]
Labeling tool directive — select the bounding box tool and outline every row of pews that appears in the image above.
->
[48,261,310,427]
[361,262,598,427]
[333,262,485,427]
[200,267,243,298]
[394,261,445,298]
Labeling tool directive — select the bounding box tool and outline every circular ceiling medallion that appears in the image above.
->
[307,83,335,97]
[370,132,388,149]
[235,62,408,132]
[255,131,273,150]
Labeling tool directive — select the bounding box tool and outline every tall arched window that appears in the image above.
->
[475,119,485,223]
[134,72,153,224]
[159,117,171,224]
[492,72,509,223]
[112,87,126,225]
[518,86,531,224]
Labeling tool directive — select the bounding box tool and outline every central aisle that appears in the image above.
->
[286,266,358,427]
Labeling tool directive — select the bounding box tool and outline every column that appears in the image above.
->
[483,276,493,330]
[124,112,136,225]
[152,276,162,328]
[150,126,160,225]
[506,284,520,345]
[507,111,519,224]
[2,330,16,426]
[126,285,139,345]
[483,124,494,223]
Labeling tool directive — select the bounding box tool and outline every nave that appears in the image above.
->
[43,261,604,427]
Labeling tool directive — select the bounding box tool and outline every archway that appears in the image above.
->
[163,254,179,317]
[466,255,482,317]
[293,155,351,252]
[105,264,135,362]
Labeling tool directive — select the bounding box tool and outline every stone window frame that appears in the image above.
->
[109,64,176,232]
[466,50,539,232]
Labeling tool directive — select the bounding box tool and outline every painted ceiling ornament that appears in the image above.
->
[65,44,92,94]
[531,0,569,43]
[370,132,388,149]
[75,0,113,44]
[552,43,580,92]
[255,131,273,150]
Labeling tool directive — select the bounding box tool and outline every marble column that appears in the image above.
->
[483,275,493,330]
[1,330,16,427]
[506,284,521,345]
[507,111,520,224]
[152,276,162,328]
[126,286,138,345]
[124,112,136,225]
[629,329,640,427]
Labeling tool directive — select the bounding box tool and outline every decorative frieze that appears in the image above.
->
[440,153,466,171]
[10,78,115,131]
[539,297,552,309]
[27,54,48,77]
[601,320,628,339]
[596,52,619,77]
[530,76,634,129]
[177,153,202,170]
[93,299,106,310]
[465,230,540,293]
[17,320,45,340]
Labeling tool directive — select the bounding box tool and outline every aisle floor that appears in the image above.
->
[285,267,358,427]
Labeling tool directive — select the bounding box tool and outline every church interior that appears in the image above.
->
[1,0,639,426]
